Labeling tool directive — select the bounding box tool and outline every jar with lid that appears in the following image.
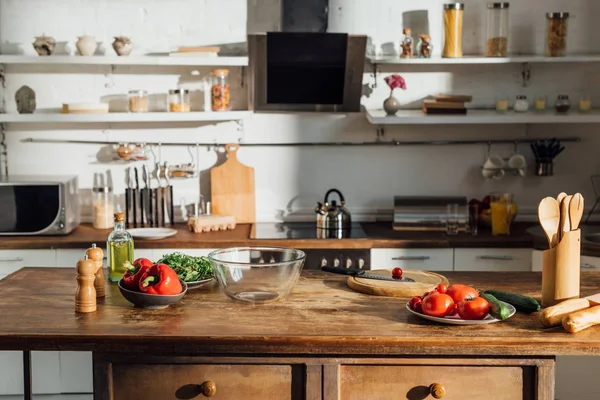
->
[443,3,464,58]
[555,94,571,113]
[92,174,114,230]
[513,95,529,112]
[169,89,190,112]
[546,12,569,57]
[486,3,509,57]
[211,69,231,111]
[400,28,414,58]
[417,35,433,58]
[128,90,148,113]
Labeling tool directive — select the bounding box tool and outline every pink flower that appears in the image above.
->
[384,74,407,91]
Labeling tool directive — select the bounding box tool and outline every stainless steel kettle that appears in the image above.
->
[315,189,351,230]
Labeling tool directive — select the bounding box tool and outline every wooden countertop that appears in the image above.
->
[0,222,535,250]
[2,268,600,356]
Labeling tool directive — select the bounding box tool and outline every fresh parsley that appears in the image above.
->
[157,252,214,282]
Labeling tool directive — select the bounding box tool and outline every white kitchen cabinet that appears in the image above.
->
[56,248,154,267]
[454,248,532,271]
[531,250,600,272]
[59,352,93,394]
[370,249,454,271]
[0,249,56,277]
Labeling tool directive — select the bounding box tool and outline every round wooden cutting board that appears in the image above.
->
[347,269,449,297]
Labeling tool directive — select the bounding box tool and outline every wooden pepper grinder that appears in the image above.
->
[75,256,97,313]
[86,243,105,298]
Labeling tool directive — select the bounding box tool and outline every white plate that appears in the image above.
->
[127,228,177,240]
[405,301,516,325]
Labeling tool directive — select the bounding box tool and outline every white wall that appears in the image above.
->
[2,0,600,222]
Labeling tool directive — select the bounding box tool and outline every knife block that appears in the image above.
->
[541,229,581,307]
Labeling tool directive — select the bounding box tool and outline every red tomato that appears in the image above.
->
[422,292,455,317]
[447,303,458,316]
[392,267,403,279]
[436,283,448,294]
[457,297,490,320]
[409,296,423,313]
[446,284,479,303]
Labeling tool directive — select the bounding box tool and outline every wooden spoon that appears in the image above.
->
[557,192,567,204]
[560,195,573,237]
[569,193,584,231]
[538,197,561,248]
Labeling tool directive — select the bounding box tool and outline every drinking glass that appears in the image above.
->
[490,193,513,236]
[467,203,479,236]
[446,204,460,235]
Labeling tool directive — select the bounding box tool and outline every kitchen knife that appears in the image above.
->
[125,168,132,228]
[138,168,145,227]
[142,164,152,227]
[133,167,139,227]
[321,266,415,282]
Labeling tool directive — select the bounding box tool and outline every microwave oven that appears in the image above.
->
[0,175,80,235]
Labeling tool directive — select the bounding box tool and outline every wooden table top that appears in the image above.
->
[2,268,600,356]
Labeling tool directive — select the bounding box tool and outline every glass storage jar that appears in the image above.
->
[555,94,571,113]
[443,3,464,58]
[486,2,509,57]
[211,69,231,111]
[546,12,569,57]
[169,89,190,112]
[93,186,114,230]
[417,35,433,58]
[128,90,148,113]
[514,95,529,112]
[400,28,414,58]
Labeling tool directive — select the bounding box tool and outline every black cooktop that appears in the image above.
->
[253,223,367,239]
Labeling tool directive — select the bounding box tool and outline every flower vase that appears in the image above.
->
[383,94,401,115]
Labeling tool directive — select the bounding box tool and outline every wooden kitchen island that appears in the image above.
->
[2,269,600,399]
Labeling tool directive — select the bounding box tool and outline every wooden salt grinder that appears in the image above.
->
[86,244,105,298]
[75,256,97,313]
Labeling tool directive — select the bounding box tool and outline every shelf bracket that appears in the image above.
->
[521,62,531,87]
[240,66,245,88]
[0,63,5,114]
[0,123,8,177]
[371,64,379,88]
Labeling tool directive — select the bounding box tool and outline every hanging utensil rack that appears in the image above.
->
[20,136,581,147]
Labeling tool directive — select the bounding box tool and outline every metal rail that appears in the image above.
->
[20,137,582,147]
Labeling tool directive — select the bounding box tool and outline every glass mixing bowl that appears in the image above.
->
[208,247,306,304]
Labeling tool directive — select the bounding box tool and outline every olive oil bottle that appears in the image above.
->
[107,213,134,282]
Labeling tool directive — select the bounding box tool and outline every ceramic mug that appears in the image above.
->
[482,156,505,179]
[508,154,527,177]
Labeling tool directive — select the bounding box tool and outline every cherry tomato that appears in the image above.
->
[422,292,455,317]
[446,284,479,303]
[457,297,490,320]
[392,267,403,279]
[409,296,423,313]
[436,283,448,294]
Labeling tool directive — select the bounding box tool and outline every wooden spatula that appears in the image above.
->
[557,192,567,204]
[569,193,584,231]
[538,197,561,248]
[559,195,572,240]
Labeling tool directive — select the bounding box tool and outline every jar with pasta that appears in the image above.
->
[169,89,190,112]
[128,90,149,113]
[92,186,114,230]
[211,69,231,111]
[546,12,569,57]
[486,3,509,57]
[443,3,464,58]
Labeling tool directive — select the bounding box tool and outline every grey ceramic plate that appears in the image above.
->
[118,279,187,309]
[405,301,516,325]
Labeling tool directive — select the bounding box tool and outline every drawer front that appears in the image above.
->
[371,249,453,271]
[340,365,524,400]
[454,248,532,271]
[112,364,293,400]
[0,250,55,277]
[56,249,154,267]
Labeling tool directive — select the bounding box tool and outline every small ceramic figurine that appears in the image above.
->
[112,36,133,56]
[15,86,36,114]
[32,35,56,56]
[76,35,98,56]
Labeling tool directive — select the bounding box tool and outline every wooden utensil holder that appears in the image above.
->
[542,229,581,307]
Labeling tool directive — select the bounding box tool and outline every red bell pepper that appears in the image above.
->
[139,263,182,295]
[122,258,153,290]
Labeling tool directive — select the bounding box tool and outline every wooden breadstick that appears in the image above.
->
[86,244,105,298]
[75,256,96,313]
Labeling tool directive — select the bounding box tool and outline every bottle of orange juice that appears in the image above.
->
[490,193,514,236]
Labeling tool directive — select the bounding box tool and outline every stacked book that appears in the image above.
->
[423,94,472,115]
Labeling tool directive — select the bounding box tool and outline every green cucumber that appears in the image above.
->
[481,293,511,321]
[481,290,541,313]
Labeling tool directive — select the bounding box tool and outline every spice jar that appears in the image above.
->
[169,89,190,112]
[400,28,414,58]
[128,90,148,113]
[92,175,114,230]
[514,95,529,112]
[486,3,509,57]
[578,95,592,113]
[495,97,509,113]
[443,3,464,58]
[555,94,571,113]
[211,69,231,111]
[534,95,547,112]
[546,12,569,57]
[417,35,433,58]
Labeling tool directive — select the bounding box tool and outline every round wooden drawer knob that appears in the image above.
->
[429,383,446,399]
[200,381,217,397]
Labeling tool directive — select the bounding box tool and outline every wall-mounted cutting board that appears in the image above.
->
[210,144,256,223]
[347,269,449,297]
